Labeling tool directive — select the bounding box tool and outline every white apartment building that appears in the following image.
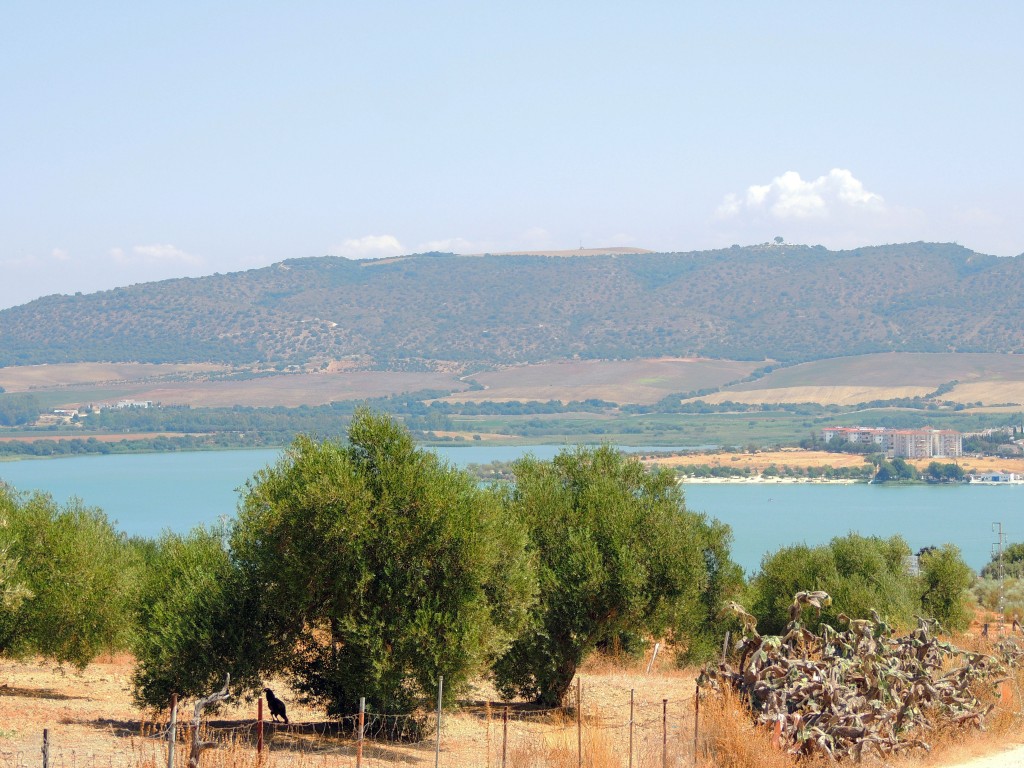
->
[822,426,962,459]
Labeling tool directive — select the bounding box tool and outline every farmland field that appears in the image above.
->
[445,358,761,405]
[706,353,1024,406]
[0,364,467,408]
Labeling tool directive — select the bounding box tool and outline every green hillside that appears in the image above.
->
[1,242,1021,368]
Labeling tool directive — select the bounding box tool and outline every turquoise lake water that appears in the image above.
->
[1,447,1019,574]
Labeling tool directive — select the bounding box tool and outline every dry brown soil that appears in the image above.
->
[0,652,1019,768]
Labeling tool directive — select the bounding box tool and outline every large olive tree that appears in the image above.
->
[494,446,741,706]
[228,410,536,715]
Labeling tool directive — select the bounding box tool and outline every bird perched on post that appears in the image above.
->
[264,688,288,724]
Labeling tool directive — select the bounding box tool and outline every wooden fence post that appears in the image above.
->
[188,674,231,768]
[256,697,263,755]
[42,729,49,768]
[356,697,365,768]
[168,693,178,768]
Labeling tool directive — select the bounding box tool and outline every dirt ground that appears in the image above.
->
[0,651,1020,768]
[0,653,699,768]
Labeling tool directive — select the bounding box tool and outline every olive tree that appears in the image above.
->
[494,445,740,706]
[0,485,138,666]
[918,544,973,630]
[229,410,535,715]
[132,526,272,707]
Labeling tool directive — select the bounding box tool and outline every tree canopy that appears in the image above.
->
[493,445,741,706]
[228,410,534,715]
[0,486,138,666]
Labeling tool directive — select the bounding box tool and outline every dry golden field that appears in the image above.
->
[0,363,227,393]
[2,353,1024,410]
[701,353,1024,406]
[0,364,467,409]
[0,647,1020,768]
[442,359,762,406]
[643,450,1024,476]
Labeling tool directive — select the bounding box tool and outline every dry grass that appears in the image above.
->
[701,352,1024,406]
[2,643,1020,768]
[441,359,761,406]
[0,363,227,392]
[132,371,466,408]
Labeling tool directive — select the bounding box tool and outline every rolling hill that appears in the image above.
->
[1,242,1022,369]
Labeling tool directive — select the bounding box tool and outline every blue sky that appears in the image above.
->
[2,2,1022,309]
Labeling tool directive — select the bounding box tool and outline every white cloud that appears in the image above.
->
[110,244,202,265]
[330,234,405,259]
[717,169,885,220]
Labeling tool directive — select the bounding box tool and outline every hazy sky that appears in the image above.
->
[2,3,1022,309]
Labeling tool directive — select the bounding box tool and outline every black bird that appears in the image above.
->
[263,688,288,724]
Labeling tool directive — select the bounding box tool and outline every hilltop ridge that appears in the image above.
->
[0,242,1021,369]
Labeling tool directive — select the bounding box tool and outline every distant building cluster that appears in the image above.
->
[822,426,962,459]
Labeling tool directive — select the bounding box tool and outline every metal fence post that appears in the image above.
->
[628,688,634,768]
[501,706,508,768]
[693,684,699,766]
[257,697,263,755]
[435,676,443,768]
[168,693,178,768]
[662,699,668,768]
[576,677,582,768]
[357,697,365,768]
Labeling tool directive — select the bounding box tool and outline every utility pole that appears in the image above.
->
[993,522,1007,617]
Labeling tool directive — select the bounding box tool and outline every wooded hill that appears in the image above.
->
[2,242,1022,368]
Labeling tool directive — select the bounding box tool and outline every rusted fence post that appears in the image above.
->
[693,683,700,766]
[256,697,263,755]
[576,677,583,768]
[501,706,508,768]
[356,697,365,768]
[168,693,178,768]
[628,688,634,768]
[662,699,668,768]
[435,676,443,768]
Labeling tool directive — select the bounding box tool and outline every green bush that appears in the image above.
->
[750,534,975,634]
[751,534,918,634]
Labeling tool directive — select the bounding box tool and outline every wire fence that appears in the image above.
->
[3,679,705,768]
[6,667,1023,768]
